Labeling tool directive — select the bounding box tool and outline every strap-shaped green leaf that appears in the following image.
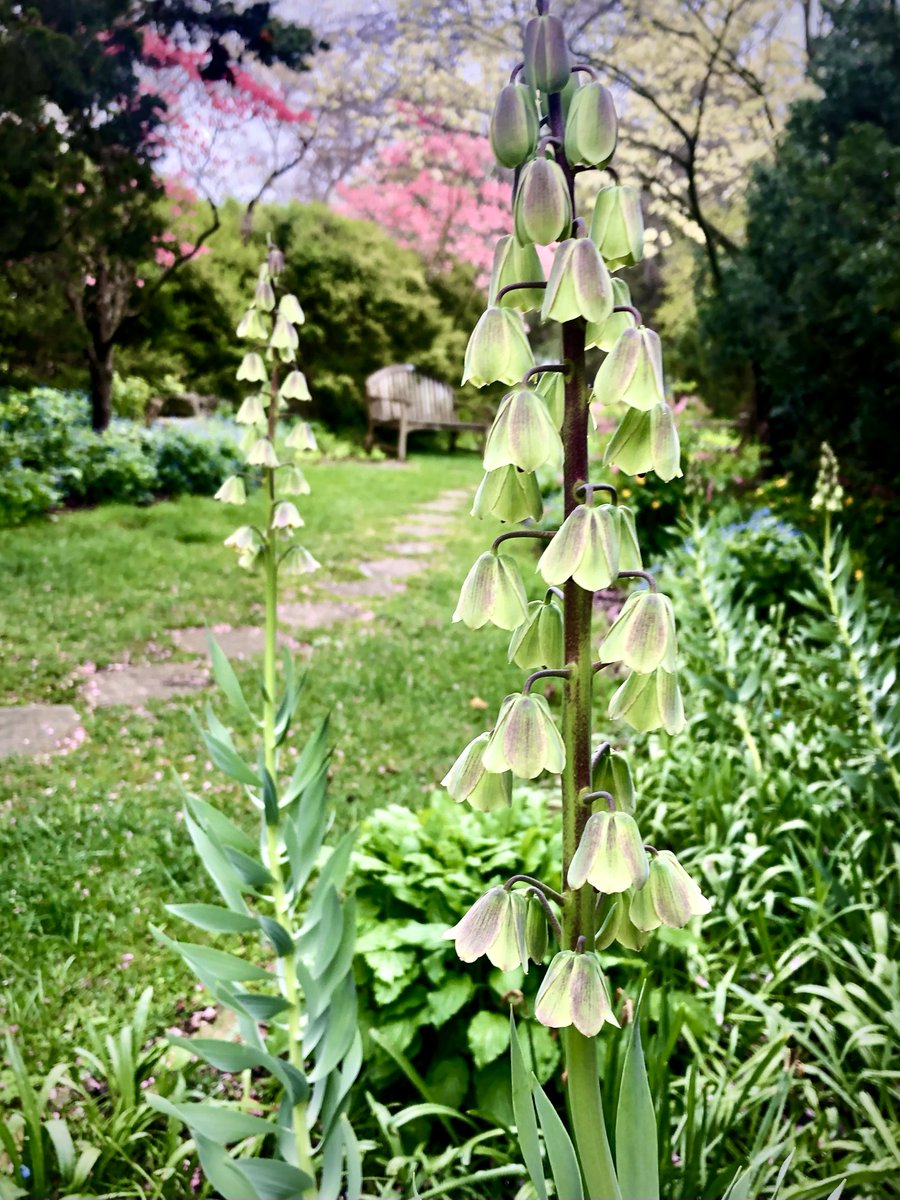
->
[184,792,256,853]
[234,1157,316,1200]
[165,903,258,934]
[191,1131,261,1200]
[183,813,249,913]
[282,717,331,805]
[207,631,253,722]
[615,998,659,1200]
[341,1113,363,1200]
[202,729,260,786]
[308,973,358,1083]
[533,1077,584,1200]
[144,1094,275,1143]
[258,915,294,957]
[43,1119,75,1182]
[509,1014,547,1200]
[151,926,271,985]
[319,1117,344,1200]
[167,1036,308,1104]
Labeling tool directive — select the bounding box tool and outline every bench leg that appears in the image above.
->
[448,430,458,453]
[398,418,408,462]
[365,417,375,453]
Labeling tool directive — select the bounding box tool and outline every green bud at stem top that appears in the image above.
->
[514,158,573,246]
[522,14,571,93]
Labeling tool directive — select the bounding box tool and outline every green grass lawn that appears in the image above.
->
[0,452,538,1065]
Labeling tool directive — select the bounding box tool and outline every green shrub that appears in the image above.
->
[150,420,242,497]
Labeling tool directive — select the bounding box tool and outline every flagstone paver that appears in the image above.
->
[171,626,308,659]
[278,600,370,629]
[325,578,407,598]
[394,522,453,539]
[384,541,441,556]
[359,557,427,579]
[416,496,469,513]
[82,662,209,709]
[0,704,84,759]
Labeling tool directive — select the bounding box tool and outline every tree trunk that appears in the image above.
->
[88,344,114,432]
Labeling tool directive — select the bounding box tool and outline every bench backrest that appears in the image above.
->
[366,364,456,424]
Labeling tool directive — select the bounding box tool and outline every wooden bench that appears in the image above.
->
[364,364,489,461]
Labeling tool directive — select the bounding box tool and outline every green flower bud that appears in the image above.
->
[508,597,564,670]
[592,326,665,412]
[235,394,267,425]
[280,544,320,576]
[567,810,649,893]
[246,438,280,468]
[281,466,310,496]
[237,352,267,383]
[267,244,285,276]
[564,82,618,167]
[538,503,619,591]
[616,505,643,572]
[278,294,305,324]
[592,746,635,814]
[489,84,540,168]
[602,402,683,482]
[236,307,269,340]
[629,851,712,931]
[585,278,636,351]
[590,185,644,269]
[442,732,513,812]
[534,950,618,1036]
[224,525,261,554]
[254,279,276,311]
[483,386,563,473]
[214,475,246,506]
[453,550,529,631]
[525,893,549,963]
[482,692,566,780]
[523,14,571,94]
[270,316,299,353]
[595,891,651,952]
[462,306,535,388]
[488,235,546,313]
[280,370,311,402]
[514,158,572,246]
[285,422,318,452]
[534,370,564,430]
[472,465,543,524]
[608,668,685,735]
[272,500,303,530]
[445,886,528,973]
[600,590,678,674]
[541,238,613,325]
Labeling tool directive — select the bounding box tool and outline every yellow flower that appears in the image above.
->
[651,499,661,509]
[854,568,864,581]
[775,477,788,488]
[844,496,854,506]
[621,487,632,498]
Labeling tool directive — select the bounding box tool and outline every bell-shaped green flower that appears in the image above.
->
[254,278,275,311]
[525,893,549,964]
[592,746,635,814]
[442,732,513,812]
[236,307,268,340]
[602,403,682,482]
[535,370,564,430]
[592,326,665,412]
[280,370,310,402]
[595,891,651,952]
[267,244,285,276]
[482,692,566,780]
[534,950,619,1036]
[523,13,571,93]
[281,466,310,496]
[483,387,563,473]
[235,393,267,425]
[538,503,619,591]
[608,668,685,735]
[600,590,677,673]
[280,544,320,576]
[590,184,644,269]
[214,475,246,506]
[488,236,546,313]
[568,810,649,893]
[472,465,543,524]
[514,158,572,246]
[508,597,564,670]
[489,84,539,168]
[272,500,303,530]
[285,422,317,452]
[541,238,613,325]
[585,278,636,351]
[246,438,280,468]
[630,851,712,931]
[445,886,528,972]
[269,316,298,353]
[237,352,267,383]
[453,550,529,631]
[224,525,261,554]
[564,82,618,167]
[278,294,305,324]
[462,306,534,388]
[616,505,643,572]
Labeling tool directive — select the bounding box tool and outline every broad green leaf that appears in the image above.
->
[167,1037,308,1105]
[144,1094,275,1143]
[192,1131,261,1200]
[165,903,259,934]
[308,973,357,1082]
[615,1001,659,1200]
[427,975,474,1028]
[468,1010,509,1069]
[510,1016,547,1200]
[533,1078,583,1200]
[207,632,253,722]
[234,1158,316,1200]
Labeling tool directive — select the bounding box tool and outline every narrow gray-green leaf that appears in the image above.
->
[165,903,258,935]
[510,1014,547,1200]
[144,1094,275,1143]
[207,631,253,722]
[234,1158,316,1200]
[615,1004,659,1200]
[533,1077,583,1200]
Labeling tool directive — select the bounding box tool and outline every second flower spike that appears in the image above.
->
[482,692,566,780]
[453,550,528,631]
[538,502,619,592]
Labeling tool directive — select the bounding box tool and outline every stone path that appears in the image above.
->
[0,483,471,755]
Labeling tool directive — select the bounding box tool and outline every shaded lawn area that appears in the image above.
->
[0,453,533,1064]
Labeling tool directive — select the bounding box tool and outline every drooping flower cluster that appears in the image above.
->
[215,242,320,576]
[443,14,710,1050]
